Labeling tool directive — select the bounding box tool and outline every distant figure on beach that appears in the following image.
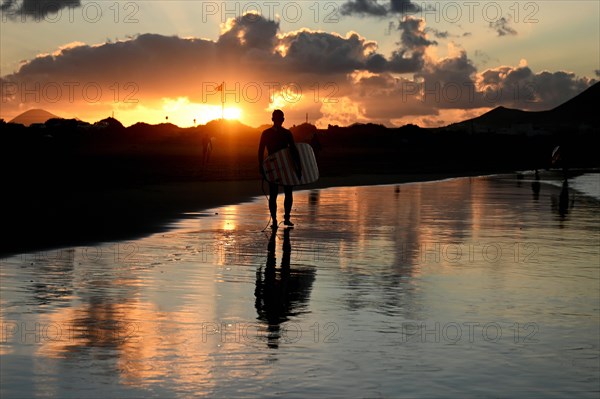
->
[202,135,213,166]
[551,145,568,178]
[258,110,302,228]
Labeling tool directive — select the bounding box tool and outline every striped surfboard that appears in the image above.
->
[263,143,319,186]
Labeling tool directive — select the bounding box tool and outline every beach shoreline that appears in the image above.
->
[0,168,574,258]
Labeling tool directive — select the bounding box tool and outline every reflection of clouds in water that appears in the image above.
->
[2,174,599,397]
[34,298,226,395]
[20,249,76,308]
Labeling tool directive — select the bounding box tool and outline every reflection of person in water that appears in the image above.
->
[255,228,315,349]
[551,178,573,221]
[558,179,570,217]
[531,170,541,200]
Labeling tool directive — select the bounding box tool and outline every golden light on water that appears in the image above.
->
[221,206,237,232]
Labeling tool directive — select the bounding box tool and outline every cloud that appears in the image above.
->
[361,17,435,74]
[359,16,436,74]
[415,51,480,109]
[399,17,437,49]
[340,0,420,16]
[1,12,596,128]
[478,64,596,109]
[218,12,279,51]
[1,0,81,19]
[333,53,597,126]
[389,0,421,14]
[473,50,499,67]
[490,17,518,36]
[425,28,451,39]
[279,30,378,74]
[2,13,415,125]
[2,14,431,101]
[346,73,434,124]
[341,0,387,16]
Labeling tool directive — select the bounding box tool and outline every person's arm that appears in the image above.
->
[258,132,266,176]
[287,131,302,178]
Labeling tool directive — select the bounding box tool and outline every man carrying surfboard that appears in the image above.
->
[258,110,302,228]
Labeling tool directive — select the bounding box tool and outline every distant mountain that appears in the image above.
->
[451,82,600,132]
[547,81,600,124]
[205,118,253,131]
[9,109,59,126]
[94,116,125,130]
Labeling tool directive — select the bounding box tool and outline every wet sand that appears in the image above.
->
[1,171,493,257]
[1,173,598,398]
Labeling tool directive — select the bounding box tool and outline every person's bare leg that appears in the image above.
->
[283,185,294,226]
[269,183,279,227]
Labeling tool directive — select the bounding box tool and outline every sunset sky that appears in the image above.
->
[1,0,598,127]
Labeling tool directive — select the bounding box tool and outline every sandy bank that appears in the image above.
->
[1,171,510,257]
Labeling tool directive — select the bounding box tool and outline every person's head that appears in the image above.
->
[272,109,284,127]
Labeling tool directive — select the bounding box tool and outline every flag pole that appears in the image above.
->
[221,81,225,120]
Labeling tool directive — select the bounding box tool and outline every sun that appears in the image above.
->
[223,107,242,120]
[160,98,244,126]
[198,106,242,124]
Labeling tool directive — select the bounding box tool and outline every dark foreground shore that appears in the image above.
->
[2,171,504,258]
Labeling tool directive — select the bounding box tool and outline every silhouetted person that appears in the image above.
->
[552,145,568,178]
[255,228,314,349]
[531,170,541,200]
[202,135,213,166]
[258,110,302,228]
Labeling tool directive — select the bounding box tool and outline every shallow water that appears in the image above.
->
[1,173,599,398]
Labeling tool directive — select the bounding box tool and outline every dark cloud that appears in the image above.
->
[349,74,434,125]
[341,0,387,16]
[365,53,388,72]
[490,17,517,36]
[341,0,420,16]
[1,12,596,127]
[425,28,451,39]
[1,0,80,19]
[279,31,377,74]
[362,16,434,73]
[347,54,597,122]
[14,34,218,85]
[385,49,425,73]
[399,17,437,49]
[478,65,595,109]
[218,13,279,51]
[389,0,421,14]
[416,51,479,109]
[1,13,403,115]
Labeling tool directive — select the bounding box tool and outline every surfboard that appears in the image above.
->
[262,143,319,186]
[551,146,561,165]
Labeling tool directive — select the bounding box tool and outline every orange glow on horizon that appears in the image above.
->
[160,97,244,127]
